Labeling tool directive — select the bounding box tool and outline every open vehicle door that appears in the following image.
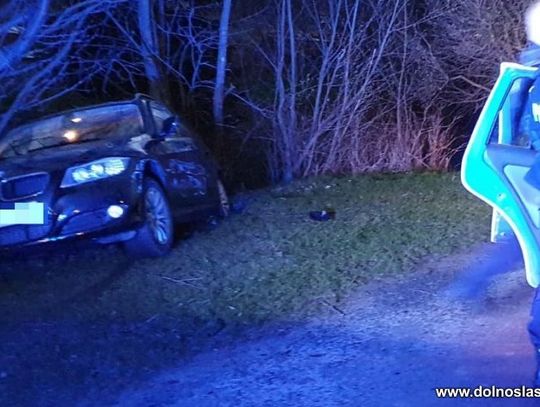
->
[462,62,540,287]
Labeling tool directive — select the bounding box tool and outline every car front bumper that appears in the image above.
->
[0,171,145,250]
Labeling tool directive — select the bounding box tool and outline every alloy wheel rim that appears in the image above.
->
[145,187,171,245]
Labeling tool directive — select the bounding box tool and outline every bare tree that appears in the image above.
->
[0,0,124,134]
[213,0,233,127]
[101,0,220,116]
[1,0,530,183]
[251,0,406,181]
[427,0,533,111]
[137,0,162,100]
[0,0,49,73]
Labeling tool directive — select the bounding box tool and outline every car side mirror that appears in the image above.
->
[159,117,177,139]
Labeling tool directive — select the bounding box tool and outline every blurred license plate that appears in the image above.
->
[0,202,45,228]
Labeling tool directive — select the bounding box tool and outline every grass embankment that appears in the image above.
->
[1,172,490,326]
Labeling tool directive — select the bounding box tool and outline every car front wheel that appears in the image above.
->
[124,178,174,257]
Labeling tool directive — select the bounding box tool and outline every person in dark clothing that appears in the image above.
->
[530,290,540,386]
[520,2,540,150]
[521,3,540,384]
[518,44,540,152]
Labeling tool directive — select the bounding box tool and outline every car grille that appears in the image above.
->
[1,173,50,201]
[0,224,51,246]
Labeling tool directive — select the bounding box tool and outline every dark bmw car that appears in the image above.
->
[0,95,229,257]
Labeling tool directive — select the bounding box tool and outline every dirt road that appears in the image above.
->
[92,243,537,407]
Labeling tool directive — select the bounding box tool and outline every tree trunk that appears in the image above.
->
[138,0,162,100]
[213,0,232,127]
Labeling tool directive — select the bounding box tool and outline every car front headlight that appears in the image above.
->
[61,157,130,188]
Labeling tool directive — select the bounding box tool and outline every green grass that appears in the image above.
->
[0,172,491,327]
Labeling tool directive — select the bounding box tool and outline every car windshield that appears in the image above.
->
[0,103,144,158]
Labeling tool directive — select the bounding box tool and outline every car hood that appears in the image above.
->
[0,140,140,177]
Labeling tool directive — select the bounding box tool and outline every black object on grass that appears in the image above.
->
[309,208,336,222]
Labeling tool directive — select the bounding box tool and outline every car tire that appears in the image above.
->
[124,178,174,257]
[217,179,230,218]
